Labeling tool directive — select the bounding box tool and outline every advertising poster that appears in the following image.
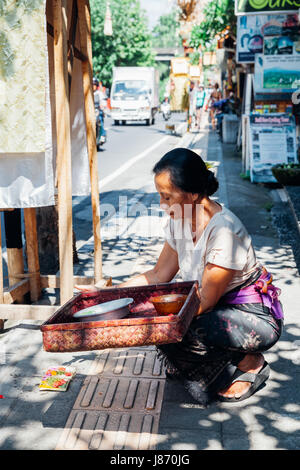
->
[263,54,300,89]
[253,53,297,93]
[249,113,297,182]
[263,34,300,89]
[236,13,299,63]
[254,54,268,93]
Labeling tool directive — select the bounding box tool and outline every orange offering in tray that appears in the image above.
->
[149,294,188,316]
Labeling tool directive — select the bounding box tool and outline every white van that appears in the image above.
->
[110,67,159,125]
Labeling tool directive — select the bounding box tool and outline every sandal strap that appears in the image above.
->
[231,369,257,384]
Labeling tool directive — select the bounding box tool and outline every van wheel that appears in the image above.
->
[121,120,126,125]
[114,120,119,125]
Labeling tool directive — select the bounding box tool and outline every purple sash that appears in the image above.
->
[223,270,284,320]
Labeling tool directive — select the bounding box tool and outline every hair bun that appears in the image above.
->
[153,148,219,198]
[205,170,219,196]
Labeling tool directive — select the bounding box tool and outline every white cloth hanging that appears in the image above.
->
[0,0,91,208]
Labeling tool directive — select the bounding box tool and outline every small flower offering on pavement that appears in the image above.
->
[39,366,76,392]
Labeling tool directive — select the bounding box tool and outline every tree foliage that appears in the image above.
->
[151,10,181,49]
[189,0,236,50]
[90,0,155,87]
[150,9,181,101]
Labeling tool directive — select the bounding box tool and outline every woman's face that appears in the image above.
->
[155,171,197,220]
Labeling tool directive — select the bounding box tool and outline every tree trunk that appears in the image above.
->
[36,198,78,275]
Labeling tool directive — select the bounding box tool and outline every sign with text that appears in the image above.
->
[235,0,300,15]
[249,113,297,182]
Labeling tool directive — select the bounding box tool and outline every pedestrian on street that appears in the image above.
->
[208,83,222,131]
[76,148,284,406]
[195,84,206,130]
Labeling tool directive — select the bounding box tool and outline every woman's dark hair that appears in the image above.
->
[153,148,219,197]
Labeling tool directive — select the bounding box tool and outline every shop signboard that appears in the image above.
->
[249,113,297,182]
[189,65,201,80]
[236,13,299,63]
[235,0,300,15]
[171,58,189,76]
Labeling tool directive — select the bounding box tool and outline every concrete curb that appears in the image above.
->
[283,187,300,238]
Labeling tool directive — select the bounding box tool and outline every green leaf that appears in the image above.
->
[189,0,236,49]
[90,0,155,87]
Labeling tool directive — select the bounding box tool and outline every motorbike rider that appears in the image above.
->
[161,96,171,120]
[93,78,106,116]
[93,77,107,147]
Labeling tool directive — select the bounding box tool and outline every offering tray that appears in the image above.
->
[40,281,200,352]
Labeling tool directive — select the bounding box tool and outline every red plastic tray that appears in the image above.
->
[40,281,200,352]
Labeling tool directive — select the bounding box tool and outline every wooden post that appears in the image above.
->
[67,0,78,97]
[53,0,74,304]
[24,208,41,302]
[77,0,103,283]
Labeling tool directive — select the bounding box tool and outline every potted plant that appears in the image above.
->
[271,163,300,186]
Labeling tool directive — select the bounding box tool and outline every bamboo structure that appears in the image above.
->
[0,0,108,324]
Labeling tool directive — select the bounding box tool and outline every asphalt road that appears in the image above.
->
[0,112,187,286]
[97,111,187,192]
[71,111,189,257]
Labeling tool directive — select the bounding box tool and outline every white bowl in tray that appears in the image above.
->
[73,298,134,322]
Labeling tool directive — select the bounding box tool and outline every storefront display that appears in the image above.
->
[236,4,300,183]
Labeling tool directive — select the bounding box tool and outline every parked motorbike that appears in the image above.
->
[161,100,171,121]
[95,107,107,150]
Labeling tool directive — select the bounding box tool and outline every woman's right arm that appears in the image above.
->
[75,241,179,292]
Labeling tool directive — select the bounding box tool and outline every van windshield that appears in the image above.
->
[112,80,149,100]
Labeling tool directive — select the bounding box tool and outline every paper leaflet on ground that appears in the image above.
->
[39,366,76,392]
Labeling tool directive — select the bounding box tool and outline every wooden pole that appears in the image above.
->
[53,0,74,304]
[77,0,103,283]
[24,208,41,302]
[67,0,78,97]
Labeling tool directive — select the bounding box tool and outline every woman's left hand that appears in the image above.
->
[74,285,102,293]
